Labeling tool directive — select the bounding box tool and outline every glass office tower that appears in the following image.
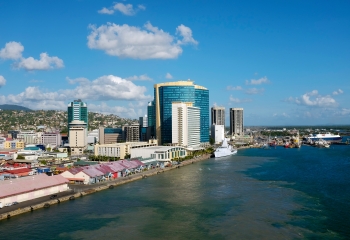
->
[154,80,209,145]
[67,99,88,130]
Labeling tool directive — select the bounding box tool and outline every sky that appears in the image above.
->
[0,0,349,126]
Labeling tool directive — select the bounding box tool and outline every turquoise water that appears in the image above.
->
[0,144,349,239]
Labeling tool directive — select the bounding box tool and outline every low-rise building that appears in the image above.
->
[94,139,158,159]
[131,146,187,162]
[0,174,69,205]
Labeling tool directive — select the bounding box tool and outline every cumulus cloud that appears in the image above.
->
[98,7,114,15]
[332,89,344,95]
[165,73,173,79]
[0,41,24,60]
[245,88,264,95]
[0,75,6,87]
[176,24,198,45]
[126,74,152,81]
[245,76,270,85]
[16,53,64,70]
[287,90,338,108]
[226,85,242,91]
[0,41,64,71]
[98,3,145,16]
[87,22,197,59]
[340,108,350,115]
[229,95,252,103]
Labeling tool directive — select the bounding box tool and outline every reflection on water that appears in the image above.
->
[0,146,349,239]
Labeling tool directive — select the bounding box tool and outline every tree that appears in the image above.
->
[209,137,215,145]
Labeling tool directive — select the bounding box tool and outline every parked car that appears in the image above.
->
[12,201,19,205]
[50,194,58,199]
[5,203,12,207]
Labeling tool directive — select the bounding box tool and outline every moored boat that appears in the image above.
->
[214,138,237,158]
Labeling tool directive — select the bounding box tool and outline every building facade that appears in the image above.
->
[172,102,200,148]
[154,80,209,145]
[211,106,225,126]
[211,125,225,144]
[69,120,87,155]
[41,132,61,148]
[99,127,123,144]
[147,101,156,139]
[124,124,139,142]
[229,108,244,136]
[67,99,88,130]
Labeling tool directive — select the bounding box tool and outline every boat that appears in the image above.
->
[214,138,237,158]
[306,133,342,142]
[314,139,330,148]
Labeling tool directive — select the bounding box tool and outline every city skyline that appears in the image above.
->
[0,0,349,126]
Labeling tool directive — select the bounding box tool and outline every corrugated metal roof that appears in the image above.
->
[82,168,104,178]
[0,174,68,199]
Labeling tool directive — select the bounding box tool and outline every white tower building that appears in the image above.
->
[172,102,200,149]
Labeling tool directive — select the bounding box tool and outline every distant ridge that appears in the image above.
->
[0,104,32,111]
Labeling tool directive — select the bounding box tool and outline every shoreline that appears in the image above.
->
[0,154,211,221]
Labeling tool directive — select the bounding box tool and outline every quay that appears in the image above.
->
[0,154,211,221]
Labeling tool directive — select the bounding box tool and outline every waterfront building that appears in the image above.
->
[69,120,87,155]
[211,125,225,144]
[94,139,158,159]
[124,124,139,142]
[0,174,69,205]
[131,146,187,162]
[211,106,225,126]
[98,127,123,144]
[172,102,200,149]
[229,108,244,136]
[67,99,88,130]
[153,80,209,145]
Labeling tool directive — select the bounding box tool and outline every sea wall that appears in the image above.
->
[0,154,210,221]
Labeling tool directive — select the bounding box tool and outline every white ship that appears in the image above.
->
[214,138,237,158]
[306,133,342,142]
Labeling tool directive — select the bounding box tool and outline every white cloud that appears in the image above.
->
[66,77,90,85]
[165,73,173,79]
[288,90,338,108]
[245,76,270,85]
[0,41,64,71]
[229,95,252,103]
[340,108,350,115]
[126,74,152,81]
[226,85,242,91]
[0,41,24,60]
[176,24,198,45]
[16,53,64,70]
[0,75,152,112]
[272,113,290,118]
[87,22,197,59]
[98,7,114,15]
[332,89,344,95]
[245,88,264,95]
[98,3,145,16]
[0,75,6,87]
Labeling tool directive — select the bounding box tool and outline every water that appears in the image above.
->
[0,144,349,239]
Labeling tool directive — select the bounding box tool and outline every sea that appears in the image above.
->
[0,141,349,240]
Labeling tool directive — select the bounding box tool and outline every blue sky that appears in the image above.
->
[0,0,349,126]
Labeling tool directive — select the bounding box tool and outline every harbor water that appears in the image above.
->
[0,144,349,239]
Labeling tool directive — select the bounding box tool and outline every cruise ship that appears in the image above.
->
[214,138,237,158]
[306,133,342,142]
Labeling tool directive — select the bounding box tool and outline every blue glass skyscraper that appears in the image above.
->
[154,80,209,145]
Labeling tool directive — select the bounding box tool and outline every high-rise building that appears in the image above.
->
[211,125,225,144]
[229,108,244,136]
[69,120,87,155]
[154,80,209,145]
[98,127,123,144]
[124,124,140,142]
[211,106,225,126]
[139,115,148,141]
[172,102,200,148]
[147,101,155,139]
[67,99,88,130]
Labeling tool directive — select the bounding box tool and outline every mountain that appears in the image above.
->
[0,104,32,111]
